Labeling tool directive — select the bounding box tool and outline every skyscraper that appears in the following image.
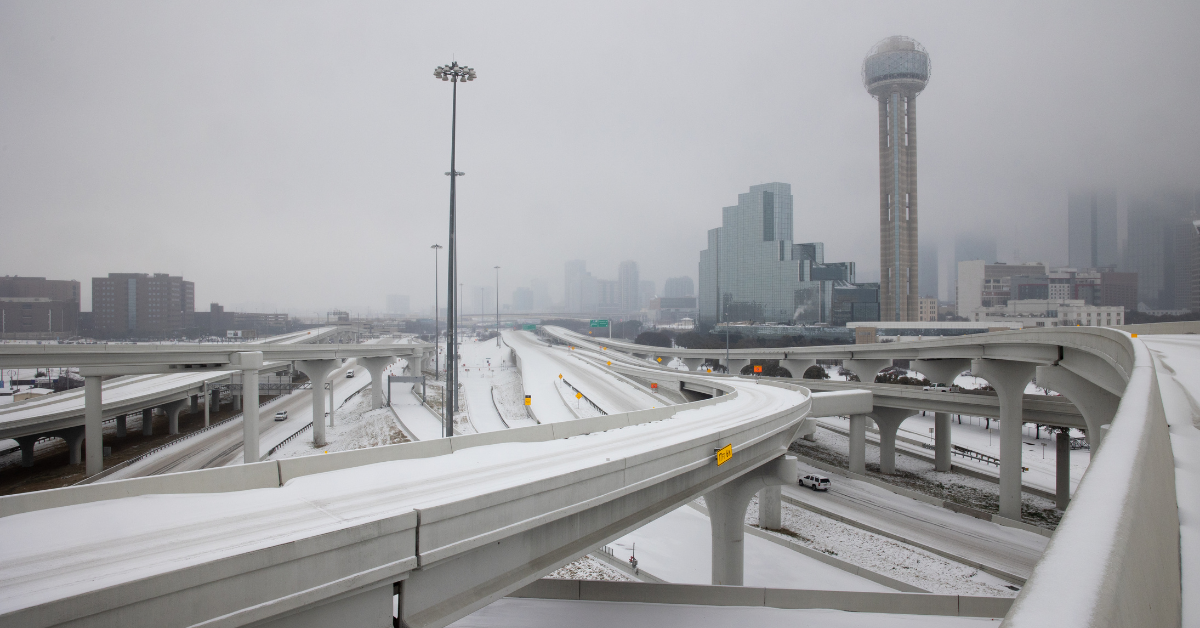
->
[617,261,640,312]
[863,36,930,322]
[91,273,194,337]
[1068,189,1119,270]
[1125,190,1200,310]
[663,276,695,298]
[698,183,857,324]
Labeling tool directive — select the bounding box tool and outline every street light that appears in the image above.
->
[431,244,443,380]
[433,60,476,439]
[494,266,501,347]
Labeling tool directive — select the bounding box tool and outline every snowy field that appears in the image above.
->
[606,505,895,592]
[265,386,407,459]
[546,555,632,582]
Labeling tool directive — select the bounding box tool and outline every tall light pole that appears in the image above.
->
[434,60,476,438]
[431,244,443,380]
[494,266,501,347]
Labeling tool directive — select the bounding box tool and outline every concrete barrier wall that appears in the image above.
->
[1002,339,1181,628]
[510,579,1013,618]
[0,461,281,518]
[0,369,745,516]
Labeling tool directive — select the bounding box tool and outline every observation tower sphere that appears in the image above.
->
[862,36,930,98]
[863,35,930,323]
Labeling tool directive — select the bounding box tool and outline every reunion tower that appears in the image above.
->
[863,36,930,322]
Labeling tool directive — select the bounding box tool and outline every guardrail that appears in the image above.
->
[265,421,314,458]
[560,378,607,415]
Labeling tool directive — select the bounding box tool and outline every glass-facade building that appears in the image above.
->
[699,183,862,325]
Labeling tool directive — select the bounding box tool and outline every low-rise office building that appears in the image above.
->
[91,273,194,337]
[0,276,81,339]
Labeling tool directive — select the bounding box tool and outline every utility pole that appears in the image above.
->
[495,266,501,347]
[433,60,476,438]
[431,244,443,380]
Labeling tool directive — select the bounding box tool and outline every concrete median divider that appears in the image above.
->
[510,579,1013,618]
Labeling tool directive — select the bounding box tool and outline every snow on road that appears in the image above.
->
[1141,335,1200,626]
[450,598,996,628]
[606,505,896,592]
[505,330,661,420]
[457,337,524,432]
[783,459,1046,585]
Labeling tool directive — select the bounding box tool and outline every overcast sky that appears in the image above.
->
[2,1,1198,317]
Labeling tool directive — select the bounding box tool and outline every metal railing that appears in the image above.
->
[265,422,314,458]
[561,378,607,415]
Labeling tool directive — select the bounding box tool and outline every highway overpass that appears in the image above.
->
[0,326,1191,628]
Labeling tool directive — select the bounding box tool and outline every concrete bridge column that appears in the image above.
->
[59,426,85,466]
[911,358,971,388]
[758,485,782,530]
[211,388,221,412]
[682,357,705,371]
[843,359,892,383]
[164,400,188,435]
[231,352,263,464]
[116,414,127,438]
[1056,430,1071,510]
[84,375,103,476]
[141,408,154,436]
[1035,364,1120,450]
[722,358,750,375]
[15,435,38,467]
[232,391,242,411]
[359,356,394,410]
[848,414,868,474]
[934,412,952,472]
[296,359,337,448]
[869,407,914,475]
[408,351,424,377]
[189,394,198,413]
[781,359,816,379]
[972,359,1037,521]
[704,455,797,586]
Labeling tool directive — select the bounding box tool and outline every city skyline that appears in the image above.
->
[2,3,1198,315]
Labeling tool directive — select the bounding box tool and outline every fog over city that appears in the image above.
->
[2,1,1198,316]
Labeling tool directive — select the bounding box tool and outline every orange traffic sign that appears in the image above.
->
[575,392,583,399]
[753,365,763,373]
[524,395,531,406]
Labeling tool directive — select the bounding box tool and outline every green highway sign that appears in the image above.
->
[589,319,609,328]
[523,324,537,331]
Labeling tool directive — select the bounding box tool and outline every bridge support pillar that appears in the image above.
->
[705,455,797,586]
[189,394,198,413]
[682,357,705,371]
[844,359,892,383]
[84,374,103,476]
[408,351,424,377]
[722,358,750,375]
[233,391,242,411]
[15,435,37,467]
[61,426,85,466]
[934,412,952,472]
[1035,364,1119,450]
[869,407,913,475]
[781,359,816,379]
[849,414,867,474]
[1056,430,1071,510]
[141,408,154,436]
[360,356,394,410]
[972,359,1036,521]
[296,359,338,448]
[231,352,263,464]
[116,414,127,438]
[758,485,782,530]
[164,400,188,435]
[912,359,971,388]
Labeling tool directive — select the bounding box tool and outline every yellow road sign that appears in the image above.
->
[524,395,531,406]
[716,444,733,466]
[575,392,582,399]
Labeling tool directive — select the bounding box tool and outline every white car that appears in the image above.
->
[799,474,831,491]
[923,384,952,392]
[346,371,355,378]
[274,410,287,422]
